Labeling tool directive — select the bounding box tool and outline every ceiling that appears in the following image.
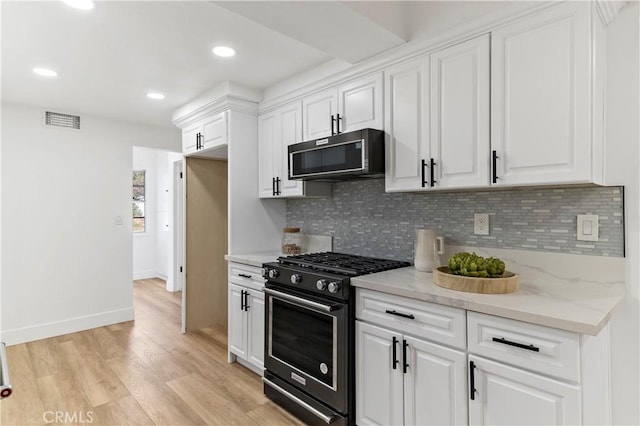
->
[1,1,537,129]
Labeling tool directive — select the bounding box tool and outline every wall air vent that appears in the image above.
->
[44,111,80,130]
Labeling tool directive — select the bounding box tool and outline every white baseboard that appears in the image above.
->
[133,270,158,280]
[0,307,135,346]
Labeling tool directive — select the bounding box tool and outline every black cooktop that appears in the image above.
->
[277,252,410,277]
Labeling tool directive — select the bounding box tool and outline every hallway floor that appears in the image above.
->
[0,278,301,425]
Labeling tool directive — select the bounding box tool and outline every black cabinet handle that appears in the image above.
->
[430,158,437,187]
[492,337,540,352]
[392,336,399,370]
[238,273,252,279]
[402,339,409,374]
[331,115,335,136]
[336,113,342,134]
[272,177,276,196]
[244,291,250,311]
[276,177,281,195]
[195,133,199,150]
[240,290,246,311]
[421,159,427,188]
[385,309,415,320]
[469,360,476,400]
[492,150,498,183]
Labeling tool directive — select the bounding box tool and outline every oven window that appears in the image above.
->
[271,299,334,387]
[291,140,363,177]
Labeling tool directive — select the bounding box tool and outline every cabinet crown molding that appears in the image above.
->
[594,0,627,26]
[172,81,261,129]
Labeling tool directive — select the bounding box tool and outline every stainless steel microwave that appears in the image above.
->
[288,128,384,181]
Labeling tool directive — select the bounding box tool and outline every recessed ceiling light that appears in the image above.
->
[33,67,58,77]
[212,46,236,58]
[62,0,95,10]
[146,92,165,100]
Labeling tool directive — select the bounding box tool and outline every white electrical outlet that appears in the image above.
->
[474,213,490,235]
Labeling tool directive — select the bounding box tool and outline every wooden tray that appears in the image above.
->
[433,266,519,294]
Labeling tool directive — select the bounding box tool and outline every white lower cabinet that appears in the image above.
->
[356,295,468,426]
[355,290,612,426]
[468,355,581,426]
[227,263,265,375]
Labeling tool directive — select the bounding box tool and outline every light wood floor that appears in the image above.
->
[0,278,303,425]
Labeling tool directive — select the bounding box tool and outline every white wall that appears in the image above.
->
[0,103,180,345]
[605,4,640,424]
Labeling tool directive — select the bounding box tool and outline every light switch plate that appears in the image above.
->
[577,214,599,241]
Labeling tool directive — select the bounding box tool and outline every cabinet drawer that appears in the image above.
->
[356,288,466,350]
[228,263,264,292]
[468,312,580,382]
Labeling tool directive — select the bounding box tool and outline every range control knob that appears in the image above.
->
[316,279,328,290]
[290,274,302,284]
[268,269,279,279]
[327,281,340,294]
[261,267,269,278]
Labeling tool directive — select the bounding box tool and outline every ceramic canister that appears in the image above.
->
[414,229,445,272]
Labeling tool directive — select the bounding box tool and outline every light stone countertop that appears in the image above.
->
[225,252,281,268]
[352,246,626,336]
[226,234,333,268]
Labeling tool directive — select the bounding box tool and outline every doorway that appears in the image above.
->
[132,146,184,330]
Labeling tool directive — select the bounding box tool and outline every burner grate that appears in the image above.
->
[277,252,410,276]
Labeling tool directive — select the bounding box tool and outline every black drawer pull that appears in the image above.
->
[421,159,427,188]
[492,337,540,352]
[385,309,415,320]
[402,339,409,374]
[238,273,252,279]
[469,360,476,400]
[392,336,399,370]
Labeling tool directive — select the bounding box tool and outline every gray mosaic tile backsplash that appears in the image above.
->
[286,179,624,261]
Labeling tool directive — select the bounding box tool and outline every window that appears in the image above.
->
[133,170,145,233]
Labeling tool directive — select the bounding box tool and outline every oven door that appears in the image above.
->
[264,286,348,413]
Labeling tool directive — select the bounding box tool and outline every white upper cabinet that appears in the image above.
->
[491,2,593,186]
[180,111,228,157]
[182,122,201,155]
[384,57,430,192]
[386,35,489,193]
[201,111,227,150]
[431,34,490,189]
[259,102,331,199]
[303,73,383,141]
[303,90,338,140]
[337,73,384,134]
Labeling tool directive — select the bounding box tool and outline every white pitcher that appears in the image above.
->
[414,229,445,272]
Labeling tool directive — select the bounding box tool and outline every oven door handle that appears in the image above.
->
[263,377,339,424]
[264,288,341,313]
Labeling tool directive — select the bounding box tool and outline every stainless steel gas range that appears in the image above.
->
[262,252,410,426]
